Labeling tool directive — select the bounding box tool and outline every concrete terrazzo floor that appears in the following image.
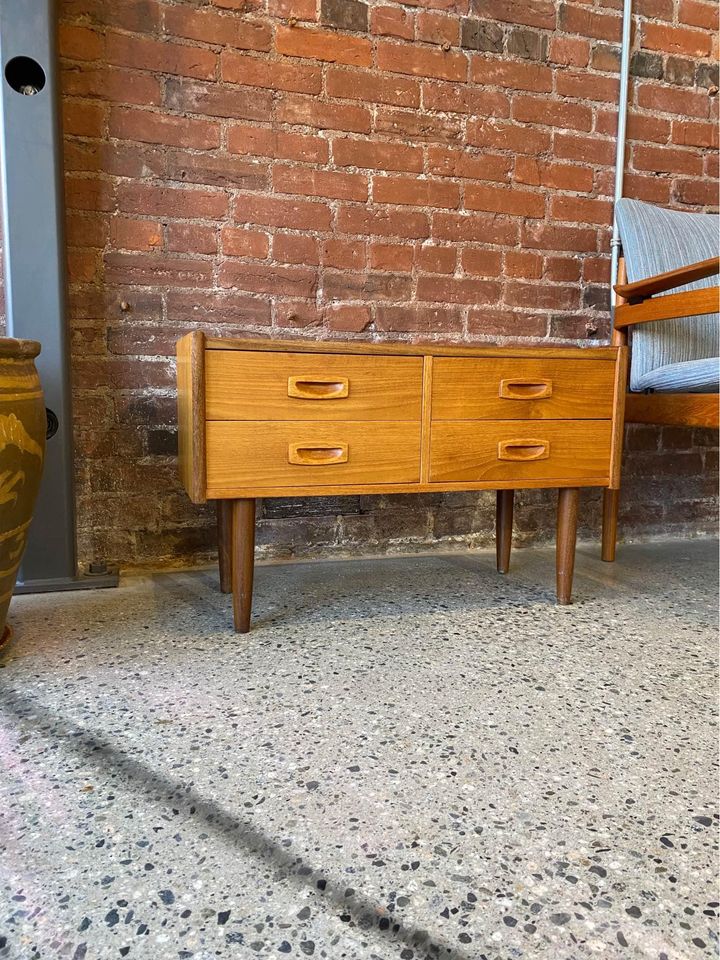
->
[0,540,718,960]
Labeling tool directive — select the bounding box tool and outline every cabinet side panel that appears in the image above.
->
[609,346,629,489]
[177,331,207,503]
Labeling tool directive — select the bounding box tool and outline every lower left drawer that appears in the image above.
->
[206,420,422,494]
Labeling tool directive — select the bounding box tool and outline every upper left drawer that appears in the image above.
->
[205,351,424,421]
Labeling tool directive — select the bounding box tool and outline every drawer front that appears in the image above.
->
[206,420,421,492]
[430,420,612,483]
[431,358,615,420]
[206,351,423,421]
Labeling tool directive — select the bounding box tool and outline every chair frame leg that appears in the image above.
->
[556,488,579,605]
[231,498,256,633]
[601,488,620,562]
[217,500,233,594]
[496,489,514,574]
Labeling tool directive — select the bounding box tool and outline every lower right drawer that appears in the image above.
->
[430,420,612,483]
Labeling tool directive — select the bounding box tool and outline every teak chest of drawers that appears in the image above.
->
[178,333,627,632]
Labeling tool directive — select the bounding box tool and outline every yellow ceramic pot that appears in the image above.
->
[0,338,45,648]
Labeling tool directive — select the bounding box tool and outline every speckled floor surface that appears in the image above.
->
[0,540,718,960]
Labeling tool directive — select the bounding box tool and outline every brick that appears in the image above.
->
[467,118,551,155]
[630,50,664,79]
[591,44,621,73]
[555,71,619,103]
[521,221,598,252]
[106,31,217,80]
[622,172,672,204]
[679,0,717,30]
[268,0,316,18]
[373,176,460,208]
[470,55,552,91]
[427,146,511,183]
[219,261,317,298]
[417,12,460,45]
[63,0,162,33]
[377,41,469,82]
[65,176,115,213]
[117,183,228,219]
[505,251,543,278]
[624,113,672,144]
[370,6,414,39]
[63,67,162,107]
[163,6,271,51]
[554,132,615,165]
[432,211,519,245]
[167,223,218,255]
[465,183,545,218]
[321,0,369,32]
[375,305,463,335]
[233,193,332,230]
[423,82,509,117]
[460,19,504,52]
[105,252,214,288]
[164,78,272,121]
[63,100,106,138]
[664,56,696,86]
[471,0,556,29]
[166,290,271,325]
[323,238,367,269]
[674,178,719,206]
[370,243,414,272]
[110,107,220,150]
[558,4,622,42]
[513,96,592,131]
[507,27,548,61]
[110,217,162,251]
[417,275,502,305]
[222,51,321,93]
[222,227,270,258]
[550,195,613,225]
[67,212,108,249]
[643,22,712,58]
[468,308,547,338]
[276,95,371,133]
[166,151,268,189]
[505,281,579,310]
[228,125,328,163]
[59,23,105,61]
[326,68,420,107]
[549,36,589,67]
[333,138,423,173]
[633,143,704,176]
[273,165,368,201]
[513,156,594,193]
[375,107,462,143]
[323,270,411,301]
[672,119,719,149]
[276,26,372,67]
[337,206,430,238]
[272,233,320,265]
[416,245,456,273]
[583,256,610,284]
[326,305,372,333]
[461,249,503,276]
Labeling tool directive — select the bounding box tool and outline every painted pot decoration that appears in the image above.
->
[0,338,45,648]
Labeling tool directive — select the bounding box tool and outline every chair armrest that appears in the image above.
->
[614,286,720,330]
[614,255,719,302]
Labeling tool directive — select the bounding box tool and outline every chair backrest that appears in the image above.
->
[615,198,719,391]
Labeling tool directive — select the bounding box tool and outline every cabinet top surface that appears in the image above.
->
[202,335,618,361]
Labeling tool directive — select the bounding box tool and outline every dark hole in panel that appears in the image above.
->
[5,56,46,96]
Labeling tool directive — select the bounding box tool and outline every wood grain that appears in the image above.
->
[608,345,629,489]
[176,330,206,503]
[625,392,719,428]
[431,357,615,420]
[206,420,422,493]
[614,255,719,301]
[556,487,579,604]
[496,489,514,574]
[420,355,433,484]
[217,500,232,593]
[614,286,719,329]
[232,498,255,634]
[206,351,423,422]
[601,488,620,563]
[429,420,612,484]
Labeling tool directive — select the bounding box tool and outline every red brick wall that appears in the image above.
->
[53,0,718,568]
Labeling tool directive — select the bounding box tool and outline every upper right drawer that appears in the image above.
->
[431,357,615,420]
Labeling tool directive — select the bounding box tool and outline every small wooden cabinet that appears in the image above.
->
[178,333,627,632]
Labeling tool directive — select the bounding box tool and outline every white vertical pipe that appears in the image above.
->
[610,0,633,308]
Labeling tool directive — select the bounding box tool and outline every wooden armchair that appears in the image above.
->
[602,199,719,561]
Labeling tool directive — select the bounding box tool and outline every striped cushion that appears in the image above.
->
[615,199,720,393]
[634,357,720,393]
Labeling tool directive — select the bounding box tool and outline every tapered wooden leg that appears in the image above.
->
[217,500,233,594]
[556,488,579,605]
[496,489,514,574]
[601,488,620,563]
[231,498,256,633]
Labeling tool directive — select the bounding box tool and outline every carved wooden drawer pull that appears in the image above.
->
[499,378,553,400]
[287,376,349,400]
[497,439,550,462]
[288,442,349,466]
